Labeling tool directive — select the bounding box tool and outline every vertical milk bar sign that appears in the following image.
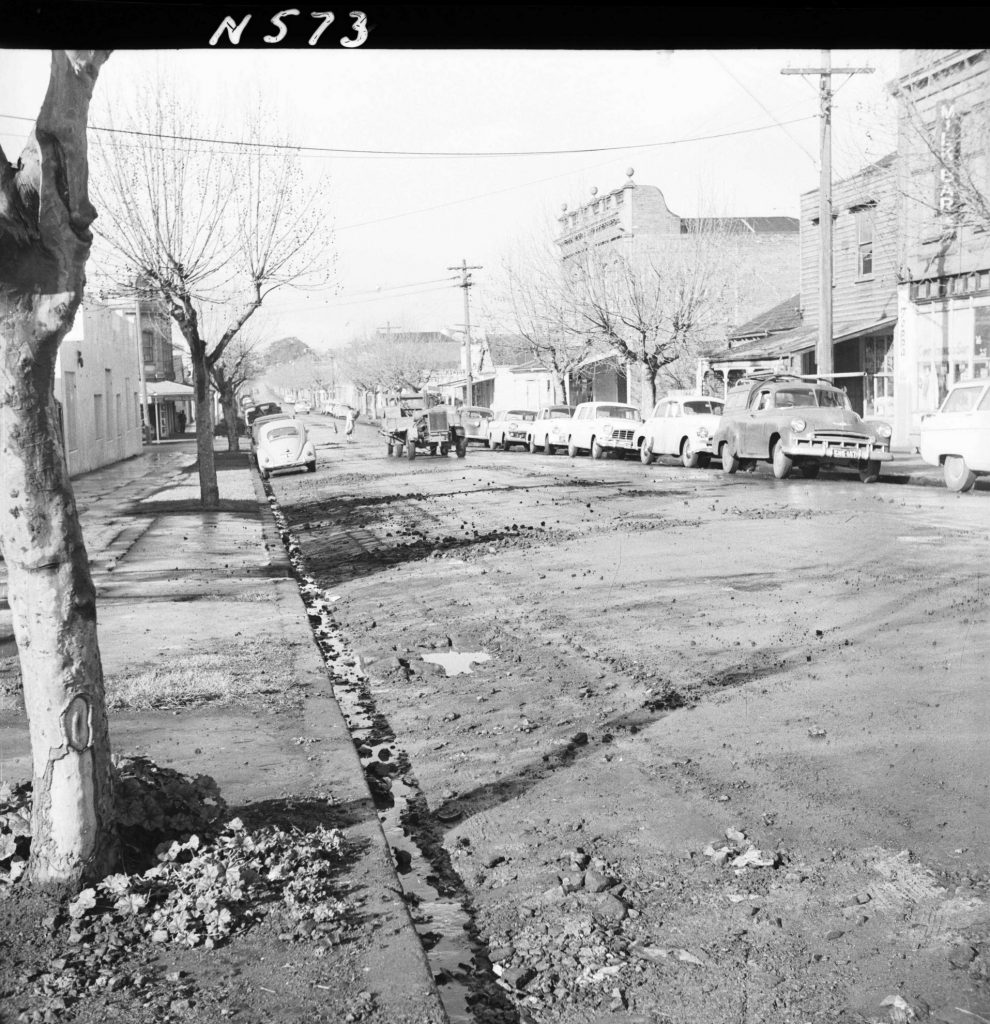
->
[209,9,369,46]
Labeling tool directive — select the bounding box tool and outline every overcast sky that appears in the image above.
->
[1,47,901,351]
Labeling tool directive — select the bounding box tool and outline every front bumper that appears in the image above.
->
[787,437,892,462]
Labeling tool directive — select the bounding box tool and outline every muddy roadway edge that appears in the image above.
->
[266,422,990,1024]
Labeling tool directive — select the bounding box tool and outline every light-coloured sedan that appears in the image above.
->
[255,417,317,479]
[487,409,537,451]
[637,395,724,467]
[527,405,575,454]
[557,401,644,459]
[920,378,990,492]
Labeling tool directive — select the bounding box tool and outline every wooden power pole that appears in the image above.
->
[447,259,482,405]
[783,51,873,378]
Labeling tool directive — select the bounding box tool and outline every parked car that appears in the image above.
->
[637,395,724,467]
[487,409,537,451]
[245,402,282,425]
[919,378,990,492]
[294,400,312,415]
[254,417,317,479]
[458,405,495,445]
[527,405,575,454]
[713,374,893,483]
[553,401,644,459]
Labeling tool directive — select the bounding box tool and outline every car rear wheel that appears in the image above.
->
[429,443,438,456]
[859,459,881,484]
[771,439,793,480]
[591,437,604,460]
[386,442,394,457]
[681,439,700,469]
[306,460,317,473]
[544,438,555,456]
[800,462,820,479]
[567,438,578,458]
[406,441,416,460]
[640,440,655,465]
[943,455,976,492]
[455,438,467,458]
[440,442,450,456]
[721,440,740,474]
[261,467,270,481]
[528,435,538,454]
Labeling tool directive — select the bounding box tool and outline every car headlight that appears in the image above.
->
[876,424,892,439]
[696,426,709,439]
[790,418,806,432]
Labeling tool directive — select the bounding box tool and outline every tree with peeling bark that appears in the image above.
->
[0,50,118,888]
[209,329,263,452]
[90,78,334,508]
[571,223,733,411]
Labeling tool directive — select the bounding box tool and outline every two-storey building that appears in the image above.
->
[890,48,990,446]
[701,153,899,421]
[555,169,800,407]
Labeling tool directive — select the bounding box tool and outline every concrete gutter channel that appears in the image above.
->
[254,471,516,1024]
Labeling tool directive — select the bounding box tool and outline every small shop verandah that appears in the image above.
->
[698,317,896,421]
[142,380,195,443]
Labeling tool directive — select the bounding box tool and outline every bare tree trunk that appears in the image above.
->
[190,343,219,507]
[0,50,117,888]
[221,384,240,453]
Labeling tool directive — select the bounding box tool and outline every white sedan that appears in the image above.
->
[637,395,724,468]
[919,378,990,492]
[552,401,644,459]
[527,405,575,454]
[487,409,537,451]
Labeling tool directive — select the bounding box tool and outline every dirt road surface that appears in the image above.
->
[271,418,990,1024]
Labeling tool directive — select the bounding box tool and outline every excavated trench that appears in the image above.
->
[263,491,517,1024]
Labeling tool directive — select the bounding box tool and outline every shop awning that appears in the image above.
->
[143,381,195,401]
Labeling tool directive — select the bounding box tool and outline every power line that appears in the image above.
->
[0,110,816,159]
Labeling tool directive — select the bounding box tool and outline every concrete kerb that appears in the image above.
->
[245,461,450,1020]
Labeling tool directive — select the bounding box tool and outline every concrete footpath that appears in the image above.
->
[0,440,447,1023]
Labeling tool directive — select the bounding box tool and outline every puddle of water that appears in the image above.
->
[422,651,491,676]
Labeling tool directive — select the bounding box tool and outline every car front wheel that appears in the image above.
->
[591,437,604,459]
[640,441,655,465]
[544,438,555,456]
[681,439,700,469]
[567,438,579,458]
[771,439,793,479]
[721,440,740,474]
[859,459,881,484]
[942,455,976,492]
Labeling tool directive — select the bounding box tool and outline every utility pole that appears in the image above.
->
[447,259,482,405]
[783,51,873,379]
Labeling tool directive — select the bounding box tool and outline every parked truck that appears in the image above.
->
[381,391,468,459]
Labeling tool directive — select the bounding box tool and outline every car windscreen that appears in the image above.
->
[773,389,816,408]
[683,400,723,415]
[942,385,985,413]
[598,406,640,420]
[815,389,848,408]
[550,409,573,418]
[508,410,535,420]
[266,426,300,440]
